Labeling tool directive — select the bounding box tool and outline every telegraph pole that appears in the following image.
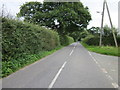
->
[99,0,118,47]
[105,1,118,47]
[99,0,106,46]
[2,4,4,17]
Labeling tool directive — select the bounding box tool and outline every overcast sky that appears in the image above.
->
[0,0,119,29]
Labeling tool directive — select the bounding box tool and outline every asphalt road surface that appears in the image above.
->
[2,42,118,88]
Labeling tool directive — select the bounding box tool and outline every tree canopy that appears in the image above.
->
[87,27,100,36]
[18,1,91,35]
[87,25,118,37]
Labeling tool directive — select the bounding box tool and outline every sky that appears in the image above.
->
[0,0,119,29]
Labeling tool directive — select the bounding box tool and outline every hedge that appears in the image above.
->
[82,35,99,46]
[2,18,60,77]
[82,35,120,46]
[60,35,74,46]
[2,18,60,61]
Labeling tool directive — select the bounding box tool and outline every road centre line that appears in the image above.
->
[69,44,76,56]
[69,50,74,56]
[48,44,76,89]
[48,61,67,89]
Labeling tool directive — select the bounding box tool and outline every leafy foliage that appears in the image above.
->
[2,46,63,77]
[18,1,91,35]
[60,35,74,46]
[2,17,61,77]
[2,17,75,77]
[83,25,119,46]
[82,35,120,46]
[2,17,60,62]
[87,27,100,36]
[103,25,117,37]
[82,35,99,46]
[69,29,89,41]
[69,31,81,41]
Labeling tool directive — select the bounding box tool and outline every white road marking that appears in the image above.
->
[69,44,76,56]
[88,51,118,88]
[69,50,74,56]
[48,61,67,89]
[88,51,104,71]
[48,44,76,89]
[112,82,119,88]
[106,74,113,81]
[88,51,96,62]
[101,68,108,74]
[95,61,98,64]
[88,51,98,63]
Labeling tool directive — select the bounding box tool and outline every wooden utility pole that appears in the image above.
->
[99,0,106,46]
[99,0,118,47]
[105,1,118,47]
[2,4,4,17]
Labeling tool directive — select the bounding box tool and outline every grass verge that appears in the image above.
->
[81,42,120,57]
[2,46,63,78]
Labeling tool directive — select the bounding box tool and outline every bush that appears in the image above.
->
[102,36,114,46]
[117,35,120,46]
[2,18,60,62]
[1,46,63,77]
[102,36,119,46]
[2,17,61,77]
[60,35,74,46]
[82,34,120,46]
[82,35,99,46]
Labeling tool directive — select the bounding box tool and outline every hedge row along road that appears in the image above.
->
[2,42,118,88]
[2,18,74,77]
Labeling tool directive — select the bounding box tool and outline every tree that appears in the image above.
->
[69,28,89,41]
[87,27,100,36]
[18,1,91,35]
[103,25,117,37]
